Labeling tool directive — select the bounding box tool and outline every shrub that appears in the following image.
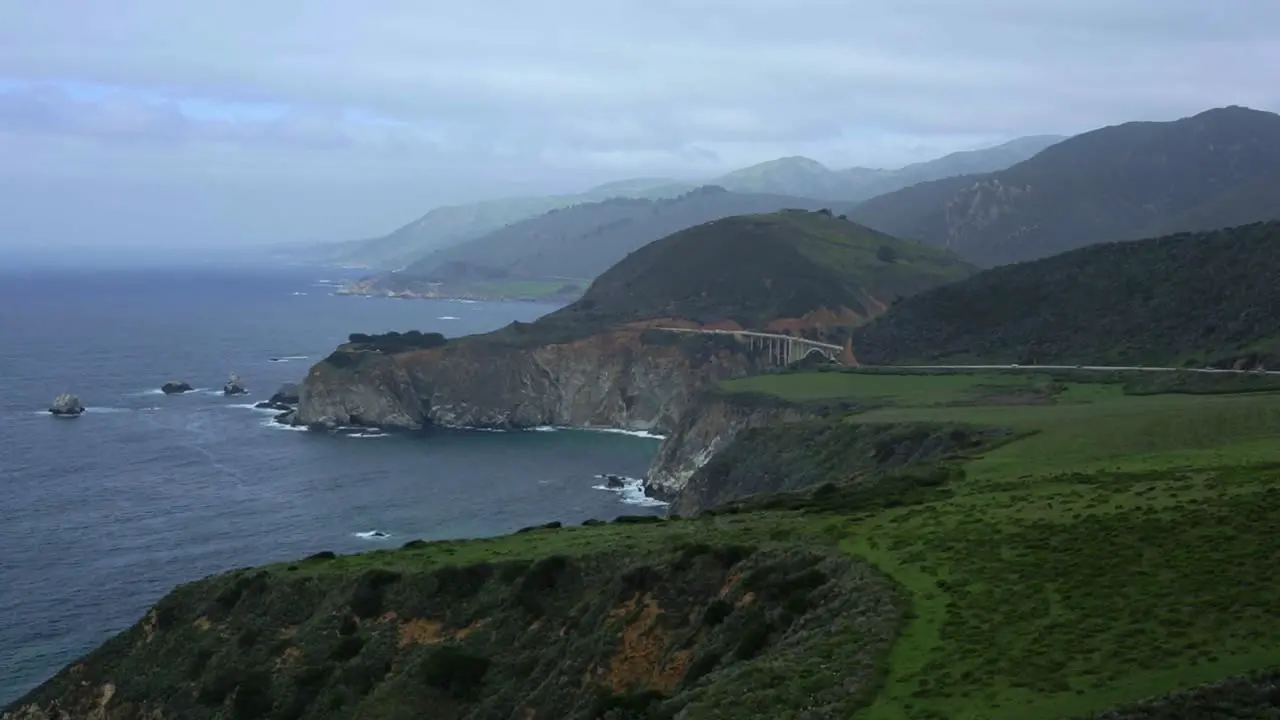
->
[419,646,491,700]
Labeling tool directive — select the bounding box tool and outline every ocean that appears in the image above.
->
[0,265,664,705]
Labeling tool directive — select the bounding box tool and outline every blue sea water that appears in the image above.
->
[0,265,663,706]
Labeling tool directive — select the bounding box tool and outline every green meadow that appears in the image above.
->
[720,368,1280,718]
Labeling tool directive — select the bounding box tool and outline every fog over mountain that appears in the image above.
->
[0,0,1276,254]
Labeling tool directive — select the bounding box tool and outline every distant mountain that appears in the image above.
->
[684,135,1066,202]
[850,106,1280,266]
[306,178,689,270]
[364,187,840,295]
[299,136,1063,270]
[851,221,1280,367]
[545,209,975,330]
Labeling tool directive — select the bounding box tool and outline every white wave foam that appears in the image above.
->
[521,425,664,440]
[137,387,205,396]
[584,427,666,440]
[353,530,391,540]
[465,427,507,433]
[591,475,669,507]
[229,403,282,414]
[268,355,308,363]
[347,432,388,439]
[436,315,460,320]
[262,418,308,431]
[291,291,308,296]
[448,299,479,304]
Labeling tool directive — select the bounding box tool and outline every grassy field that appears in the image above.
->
[721,369,1280,718]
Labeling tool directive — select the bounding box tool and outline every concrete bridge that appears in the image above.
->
[651,327,845,366]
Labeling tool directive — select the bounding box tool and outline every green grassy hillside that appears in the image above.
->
[546,209,974,330]
[708,367,1280,718]
[850,221,1280,367]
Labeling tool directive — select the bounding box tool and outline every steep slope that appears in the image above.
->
[851,221,1280,367]
[395,186,833,283]
[2,528,903,720]
[850,106,1280,266]
[292,210,972,431]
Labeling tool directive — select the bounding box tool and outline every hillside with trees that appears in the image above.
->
[851,221,1280,367]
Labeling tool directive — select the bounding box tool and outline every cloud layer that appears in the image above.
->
[0,0,1276,248]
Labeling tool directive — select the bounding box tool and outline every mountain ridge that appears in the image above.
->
[849,105,1280,266]
[297,135,1064,270]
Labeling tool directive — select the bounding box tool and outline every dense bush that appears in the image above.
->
[345,330,448,354]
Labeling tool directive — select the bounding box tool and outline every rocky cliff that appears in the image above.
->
[665,418,1018,516]
[294,329,768,432]
[643,391,833,504]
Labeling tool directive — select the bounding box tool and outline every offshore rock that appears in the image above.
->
[293,328,764,432]
[160,381,193,395]
[48,393,85,417]
[222,373,247,396]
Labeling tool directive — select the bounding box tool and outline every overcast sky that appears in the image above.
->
[0,0,1276,253]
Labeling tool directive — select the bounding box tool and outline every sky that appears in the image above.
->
[0,0,1277,254]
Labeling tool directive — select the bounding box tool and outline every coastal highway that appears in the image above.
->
[876,363,1280,375]
[649,327,1277,375]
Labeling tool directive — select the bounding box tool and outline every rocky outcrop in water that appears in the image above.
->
[48,393,85,417]
[160,381,193,395]
[222,373,246,397]
[293,329,766,432]
[254,382,301,413]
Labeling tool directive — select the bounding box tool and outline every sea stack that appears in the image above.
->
[223,373,247,396]
[49,393,85,417]
[161,381,194,395]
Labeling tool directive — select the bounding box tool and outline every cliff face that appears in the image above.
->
[667,420,1018,516]
[644,392,826,504]
[294,329,765,432]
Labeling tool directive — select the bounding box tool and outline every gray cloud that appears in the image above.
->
[0,0,1276,249]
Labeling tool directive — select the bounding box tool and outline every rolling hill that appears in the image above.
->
[850,221,1280,367]
[301,136,1063,271]
[542,209,975,331]
[849,106,1280,266]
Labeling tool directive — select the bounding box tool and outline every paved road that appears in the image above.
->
[650,327,1276,375]
[881,363,1280,375]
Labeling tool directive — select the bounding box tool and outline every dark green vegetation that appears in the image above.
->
[851,221,1280,366]
[850,106,1280,266]
[345,331,448,354]
[295,137,1060,271]
[5,520,904,720]
[548,209,973,330]
[1077,668,1280,719]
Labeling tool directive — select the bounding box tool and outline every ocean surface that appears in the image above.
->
[0,265,664,706]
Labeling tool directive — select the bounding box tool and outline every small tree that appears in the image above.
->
[876,245,898,263]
